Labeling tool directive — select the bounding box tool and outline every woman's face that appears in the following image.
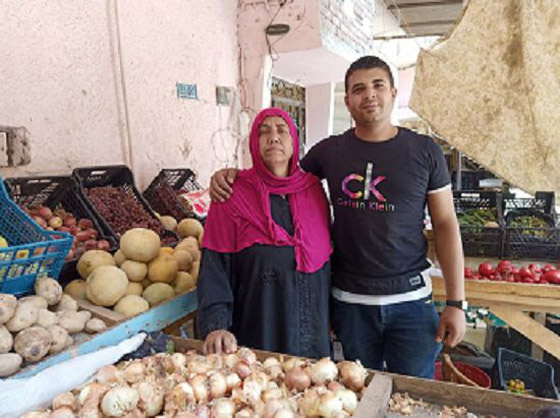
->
[258,116,294,173]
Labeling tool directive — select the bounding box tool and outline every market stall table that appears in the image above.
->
[431,274,560,360]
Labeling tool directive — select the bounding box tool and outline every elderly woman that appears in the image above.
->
[197,108,332,358]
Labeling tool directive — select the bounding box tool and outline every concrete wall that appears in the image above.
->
[0,0,241,188]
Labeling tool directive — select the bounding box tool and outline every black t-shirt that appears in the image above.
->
[301,127,450,295]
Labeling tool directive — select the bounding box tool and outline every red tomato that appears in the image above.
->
[464,267,473,278]
[472,274,481,280]
[511,267,520,274]
[519,267,534,280]
[529,263,542,275]
[479,262,495,277]
[497,260,513,274]
[542,270,560,285]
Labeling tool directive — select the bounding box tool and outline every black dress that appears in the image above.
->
[197,194,331,359]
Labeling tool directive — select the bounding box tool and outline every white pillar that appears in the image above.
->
[305,83,335,150]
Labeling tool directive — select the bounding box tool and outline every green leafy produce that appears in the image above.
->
[457,209,498,228]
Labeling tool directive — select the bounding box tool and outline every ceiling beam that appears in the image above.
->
[387,0,462,8]
[405,19,456,27]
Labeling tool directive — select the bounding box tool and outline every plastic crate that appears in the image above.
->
[143,169,202,221]
[503,226,560,261]
[495,348,559,400]
[72,165,179,245]
[4,175,118,257]
[459,226,504,258]
[502,191,556,217]
[0,179,72,296]
[454,191,504,257]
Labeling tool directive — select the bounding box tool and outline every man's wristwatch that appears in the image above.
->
[446,300,468,311]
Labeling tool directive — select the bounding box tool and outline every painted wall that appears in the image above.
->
[0,0,241,188]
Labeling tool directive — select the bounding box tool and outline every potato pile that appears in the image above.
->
[23,347,367,417]
[66,219,203,319]
[0,279,107,377]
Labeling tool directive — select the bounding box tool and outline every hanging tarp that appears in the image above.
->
[410,0,560,195]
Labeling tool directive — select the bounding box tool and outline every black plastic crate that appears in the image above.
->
[72,165,179,245]
[502,191,556,217]
[4,176,117,259]
[503,226,560,261]
[454,190,503,224]
[454,191,504,257]
[143,169,203,221]
[459,226,504,258]
[494,348,559,400]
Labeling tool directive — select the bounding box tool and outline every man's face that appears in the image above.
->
[344,68,397,127]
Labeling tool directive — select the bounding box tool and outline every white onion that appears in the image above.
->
[337,360,366,391]
[224,353,239,369]
[52,392,76,410]
[225,373,242,392]
[235,408,254,418]
[194,405,210,418]
[243,377,264,405]
[284,365,311,392]
[79,383,107,407]
[95,365,121,384]
[209,372,227,399]
[282,358,305,372]
[316,391,344,418]
[237,347,257,365]
[310,358,338,385]
[49,408,75,418]
[191,375,209,403]
[211,398,236,417]
[336,388,358,414]
[123,361,146,384]
[171,353,187,371]
[274,409,296,418]
[188,356,213,375]
[262,388,284,403]
[136,381,164,416]
[236,362,252,379]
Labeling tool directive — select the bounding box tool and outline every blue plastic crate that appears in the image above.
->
[495,347,559,400]
[0,179,72,296]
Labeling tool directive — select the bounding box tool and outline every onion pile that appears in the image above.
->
[23,348,368,417]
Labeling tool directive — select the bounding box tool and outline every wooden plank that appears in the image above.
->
[388,372,560,418]
[432,275,560,300]
[432,278,560,313]
[354,374,392,418]
[76,298,124,325]
[490,304,560,361]
[532,313,546,361]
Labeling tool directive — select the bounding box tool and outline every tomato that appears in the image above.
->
[519,267,534,280]
[529,263,542,275]
[478,262,495,277]
[511,267,520,275]
[542,270,560,285]
[472,274,481,280]
[464,267,473,278]
[497,260,513,274]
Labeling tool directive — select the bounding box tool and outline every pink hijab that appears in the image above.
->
[202,108,331,273]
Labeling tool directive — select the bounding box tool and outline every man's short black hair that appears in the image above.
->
[345,56,394,92]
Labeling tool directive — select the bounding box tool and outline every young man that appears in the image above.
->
[210,56,466,378]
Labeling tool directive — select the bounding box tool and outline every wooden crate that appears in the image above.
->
[171,337,560,418]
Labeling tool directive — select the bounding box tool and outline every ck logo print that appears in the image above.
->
[338,162,395,212]
[342,162,386,201]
